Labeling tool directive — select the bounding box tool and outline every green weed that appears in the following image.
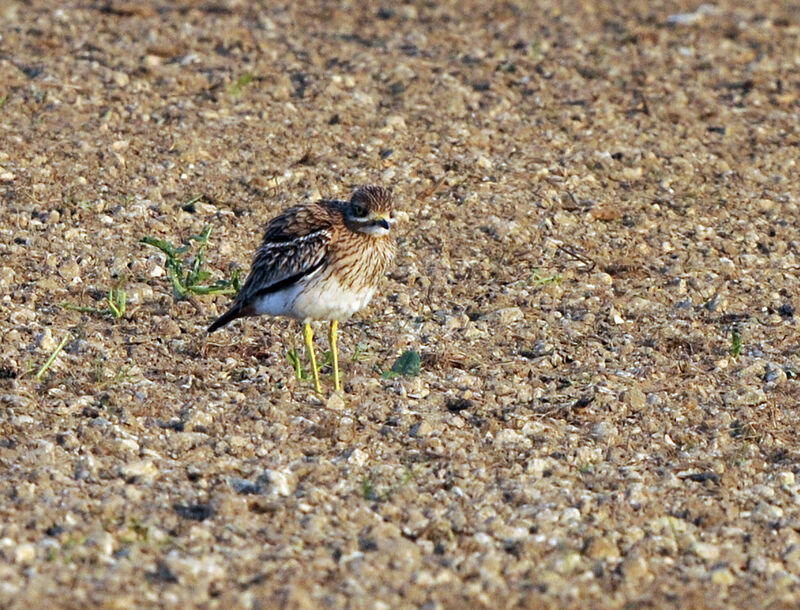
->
[91,356,131,388]
[730,328,742,358]
[140,225,241,300]
[36,333,70,380]
[351,342,368,363]
[531,268,562,285]
[62,286,127,319]
[229,72,254,96]
[286,347,332,381]
[382,350,421,379]
[361,467,414,502]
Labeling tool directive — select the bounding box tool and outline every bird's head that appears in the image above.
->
[344,186,394,236]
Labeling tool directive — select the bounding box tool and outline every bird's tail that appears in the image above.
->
[207,305,242,333]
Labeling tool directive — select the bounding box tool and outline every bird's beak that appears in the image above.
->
[372,215,391,230]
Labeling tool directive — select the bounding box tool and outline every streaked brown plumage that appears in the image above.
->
[208,185,396,393]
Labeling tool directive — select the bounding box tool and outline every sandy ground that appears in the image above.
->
[2,0,800,607]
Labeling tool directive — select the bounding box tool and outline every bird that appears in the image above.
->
[207,185,396,393]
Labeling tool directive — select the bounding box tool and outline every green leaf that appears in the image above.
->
[730,328,742,358]
[140,236,177,258]
[229,72,254,96]
[383,350,421,378]
[140,224,240,300]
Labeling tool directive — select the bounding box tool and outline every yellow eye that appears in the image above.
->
[351,204,368,218]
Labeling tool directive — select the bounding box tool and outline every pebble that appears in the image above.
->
[14,543,36,564]
[692,542,720,561]
[266,469,294,496]
[710,566,735,586]
[409,420,434,438]
[326,392,346,410]
[113,71,130,87]
[0,267,15,286]
[486,307,524,325]
[620,555,649,581]
[121,460,158,483]
[37,328,57,352]
[348,448,369,466]
[384,115,406,129]
[625,386,647,412]
[584,537,620,560]
[476,155,493,170]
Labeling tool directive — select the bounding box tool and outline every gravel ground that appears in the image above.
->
[2,0,800,607]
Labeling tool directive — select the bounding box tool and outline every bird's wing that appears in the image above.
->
[236,205,335,307]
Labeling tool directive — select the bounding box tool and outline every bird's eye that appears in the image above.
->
[351,204,368,218]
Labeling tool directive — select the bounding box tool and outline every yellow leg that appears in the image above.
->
[303,320,321,393]
[329,320,340,391]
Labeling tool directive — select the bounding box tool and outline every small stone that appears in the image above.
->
[384,115,406,129]
[596,272,614,286]
[710,566,735,586]
[409,420,434,438]
[59,262,80,283]
[0,267,15,287]
[585,536,620,560]
[778,471,795,487]
[113,71,130,87]
[626,482,647,509]
[326,392,345,410]
[783,545,800,572]
[14,543,36,563]
[590,421,617,442]
[496,428,532,448]
[724,387,766,407]
[266,469,293,496]
[476,155,493,169]
[765,365,787,390]
[37,327,57,352]
[620,555,649,581]
[406,378,430,399]
[738,360,766,380]
[692,542,720,561]
[626,386,647,412]
[348,448,369,466]
[486,307,524,325]
[91,531,114,556]
[121,460,158,483]
[155,318,181,339]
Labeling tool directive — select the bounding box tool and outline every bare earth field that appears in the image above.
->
[2,0,800,607]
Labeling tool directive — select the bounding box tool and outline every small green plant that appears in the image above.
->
[382,350,421,379]
[36,333,70,380]
[730,328,742,358]
[63,286,126,319]
[0,95,7,109]
[287,348,306,380]
[361,467,414,502]
[351,342,368,363]
[140,225,241,300]
[531,268,562,285]
[286,347,332,381]
[93,360,132,388]
[229,72,254,96]
[361,476,377,501]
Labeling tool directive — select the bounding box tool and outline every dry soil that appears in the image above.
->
[2,0,800,608]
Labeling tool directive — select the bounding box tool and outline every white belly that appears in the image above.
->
[251,274,377,322]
